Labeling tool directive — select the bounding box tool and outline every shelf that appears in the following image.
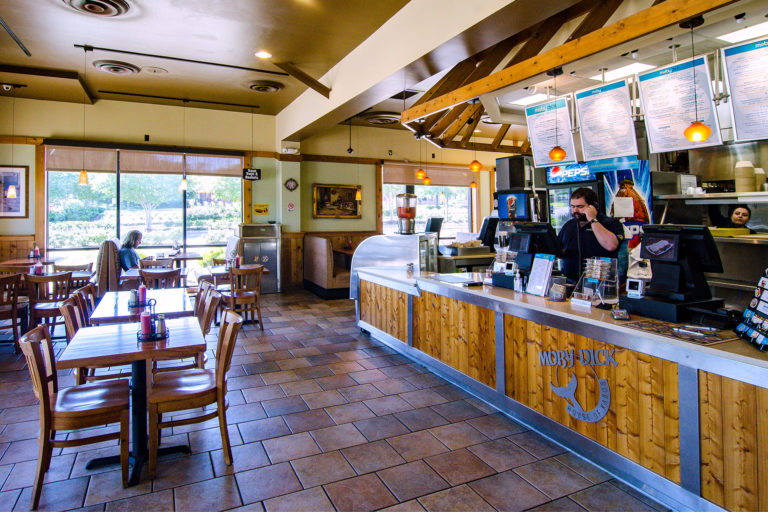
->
[654,191,768,204]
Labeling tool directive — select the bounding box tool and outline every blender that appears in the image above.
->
[396,193,417,234]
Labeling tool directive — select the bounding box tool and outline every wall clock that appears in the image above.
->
[284,178,298,191]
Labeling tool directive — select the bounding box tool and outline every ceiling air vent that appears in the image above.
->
[248,80,284,93]
[361,112,400,126]
[390,90,420,101]
[93,60,140,75]
[62,0,131,16]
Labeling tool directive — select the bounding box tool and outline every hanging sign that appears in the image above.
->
[243,168,261,181]
[637,56,722,153]
[575,80,638,161]
[525,98,578,167]
[722,37,768,142]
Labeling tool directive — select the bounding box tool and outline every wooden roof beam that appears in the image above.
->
[441,140,528,155]
[401,0,737,123]
[428,103,468,139]
[460,106,485,147]
[492,124,511,149]
[440,102,482,143]
[566,0,624,42]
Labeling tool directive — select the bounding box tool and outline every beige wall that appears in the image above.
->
[249,157,279,224]
[300,161,377,232]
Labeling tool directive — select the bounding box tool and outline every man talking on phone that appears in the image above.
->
[557,187,625,283]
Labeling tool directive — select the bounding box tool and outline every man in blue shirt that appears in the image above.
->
[557,188,624,283]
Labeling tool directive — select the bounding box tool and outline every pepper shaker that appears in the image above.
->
[156,314,167,336]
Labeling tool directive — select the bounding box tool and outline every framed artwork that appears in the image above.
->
[312,183,361,219]
[0,166,29,218]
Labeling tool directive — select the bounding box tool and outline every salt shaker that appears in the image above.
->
[156,314,167,336]
[130,289,138,304]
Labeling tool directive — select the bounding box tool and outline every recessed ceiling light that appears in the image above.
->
[589,62,655,82]
[718,20,768,43]
[474,129,482,133]
[508,93,549,106]
[255,50,272,59]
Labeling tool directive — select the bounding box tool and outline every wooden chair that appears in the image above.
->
[139,259,174,269]
[210,258,231,291]
[74,283,98,317]
[139,268,181,289]
[53,263,93,290]
[25,272,71,338]
[220,266,264,330]
[148,310,243,477]
[154,290,221,374]
[20,325,130,509]
[95,239,121,298]
[194,281,214,318]
[0,273,23,352]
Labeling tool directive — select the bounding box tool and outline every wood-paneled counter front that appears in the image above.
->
[355,268,768,512]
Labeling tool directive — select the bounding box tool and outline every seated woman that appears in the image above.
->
[708,204,754,233]
[118,230,143,271]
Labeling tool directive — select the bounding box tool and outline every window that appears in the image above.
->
[48,170,116,249]
[382,184,471,238]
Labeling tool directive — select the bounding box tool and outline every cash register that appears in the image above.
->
[619,224,725,323]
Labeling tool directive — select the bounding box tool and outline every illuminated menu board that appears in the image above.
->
[722,38,768,142]
[525,98,578,167]
[637,56,722,152]
[575,80,638,161]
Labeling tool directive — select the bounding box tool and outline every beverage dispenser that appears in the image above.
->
[396,193,417,234]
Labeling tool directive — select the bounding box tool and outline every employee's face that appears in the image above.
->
[570,198,588,218]
[731,208,750,226]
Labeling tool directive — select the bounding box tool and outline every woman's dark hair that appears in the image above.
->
[121,230,142,249]
[728,204,751,219]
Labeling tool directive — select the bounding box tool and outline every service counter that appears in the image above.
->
[355,267,768,512]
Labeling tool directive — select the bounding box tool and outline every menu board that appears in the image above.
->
[575,80,638,161]
[637,56,722,153]
[525,98,578,167]
[722,38,768,142]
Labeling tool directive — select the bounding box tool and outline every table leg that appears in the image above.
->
[84,360,190,485]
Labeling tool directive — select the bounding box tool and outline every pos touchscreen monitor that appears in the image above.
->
[508,222,563,273]
[640,224,722,301]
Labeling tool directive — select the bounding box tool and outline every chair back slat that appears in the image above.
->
[20,325,58,406]
[54,263,93,290]
[229,266,263,296]
[0,273,20,308]
[195,281,213,317]
[139,259,174,269]
[198,290,221,336]
[139,268,181,289]
[74,283,97,316]
[216,310,243,387]
[60,297,87,341]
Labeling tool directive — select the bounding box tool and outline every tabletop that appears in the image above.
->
[121,267,190,280]
[208,264,269,277]
[169,252,202,262]
[90,288,195,325]
[0,257,58,266]
[57,316,206,369]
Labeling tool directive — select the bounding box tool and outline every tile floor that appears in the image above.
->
[0,290,671,511]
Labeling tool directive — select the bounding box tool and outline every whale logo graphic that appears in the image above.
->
[550,371,611,423]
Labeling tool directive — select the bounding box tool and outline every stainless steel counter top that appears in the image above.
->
[356,267,768,387]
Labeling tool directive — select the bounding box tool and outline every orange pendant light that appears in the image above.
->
[415,168,426,180]
[548,146,567,161]
[470,181,477,189]
[681,16,711,144]
[683,121,712,143]
[422,176,432,185]
[469,159,482,172]
[78,169,89,186]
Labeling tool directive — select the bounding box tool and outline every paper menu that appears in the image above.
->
[722,38,768,142]
[575,80,638,161]
[637,56,722,153]
[525,98,578,167]
[526,253,555,297]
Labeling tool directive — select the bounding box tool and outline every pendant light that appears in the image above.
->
[79,47,89,186]
[469,132,481,172]
[7,85,17,198]
[354,123,362,201]
[680,16,711,143]
[423,176,432,186]
[547,67,566,162]
[179,100,188,191]
[415,140,426,179]
[470,181,477,189]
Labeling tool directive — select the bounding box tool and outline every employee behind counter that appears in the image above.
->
[557,187,625,283]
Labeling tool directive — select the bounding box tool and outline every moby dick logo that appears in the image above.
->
[539,349,617,423]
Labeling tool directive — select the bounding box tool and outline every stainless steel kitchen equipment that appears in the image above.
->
[239,223,281,293]
[349,233,437,301]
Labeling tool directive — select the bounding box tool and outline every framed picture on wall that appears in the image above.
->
[312,184,361,219]
[0,166,29,218]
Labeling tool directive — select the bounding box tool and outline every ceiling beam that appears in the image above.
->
[428,103,468,139]
[460,106,485,147]
[439,139,528,155]
[566,0,624,42]
[492,124,511,148]
[440,102,482,143]
[401,0,738,123]
[273,62,331,98]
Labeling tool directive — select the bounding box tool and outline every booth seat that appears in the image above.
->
[303,233,375,299]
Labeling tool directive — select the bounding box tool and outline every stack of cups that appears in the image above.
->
[754,168,766,192]
[735,161,756,192]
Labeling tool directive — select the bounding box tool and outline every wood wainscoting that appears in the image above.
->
[280,232,304,288]
[359,280,408,343]
[504,315,681,485]
[0,235,36,262]
[699,371,768,511]
[412,290,496,388]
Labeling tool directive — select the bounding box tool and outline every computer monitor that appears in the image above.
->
[477,217,500,252]
[425,218,443,238]
[508,222,563,273]
[641,224,723,301]
[497,191,529,220]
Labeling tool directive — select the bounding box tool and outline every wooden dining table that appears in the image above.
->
[0,256,58,266]
[90,288,195,325]
[57,316,206,485]
[121,266,190,284]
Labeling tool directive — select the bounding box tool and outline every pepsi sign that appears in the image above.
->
[546,163,595,185]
